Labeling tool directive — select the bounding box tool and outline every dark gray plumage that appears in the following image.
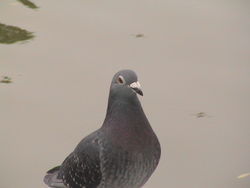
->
[44,70,161,188]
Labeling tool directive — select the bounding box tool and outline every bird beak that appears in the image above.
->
[130,81,143,96]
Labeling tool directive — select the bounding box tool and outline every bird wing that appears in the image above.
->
[44,166,66,188]
[44,131,102,188]
[58,133,102,188]
[58,151,102,188]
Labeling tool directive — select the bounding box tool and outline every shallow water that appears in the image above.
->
[1,0,250,188]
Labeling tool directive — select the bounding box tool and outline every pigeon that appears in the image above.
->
[44,69,161,188]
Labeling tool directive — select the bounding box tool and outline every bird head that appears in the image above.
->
[110,70,143,99]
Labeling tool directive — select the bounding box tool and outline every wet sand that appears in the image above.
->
[0,0,250,187]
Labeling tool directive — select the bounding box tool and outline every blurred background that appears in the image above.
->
[0,0,250,188]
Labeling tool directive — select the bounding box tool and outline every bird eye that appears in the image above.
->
[117,76,125,84]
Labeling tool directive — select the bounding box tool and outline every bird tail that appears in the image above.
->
[44,166,66,188]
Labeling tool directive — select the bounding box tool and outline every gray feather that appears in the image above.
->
[44,70,161,188]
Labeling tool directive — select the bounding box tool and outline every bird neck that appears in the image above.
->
[102,93,156,148]
[103,93,148,128]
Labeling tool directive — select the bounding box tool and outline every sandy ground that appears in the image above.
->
[1,0,250,188]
